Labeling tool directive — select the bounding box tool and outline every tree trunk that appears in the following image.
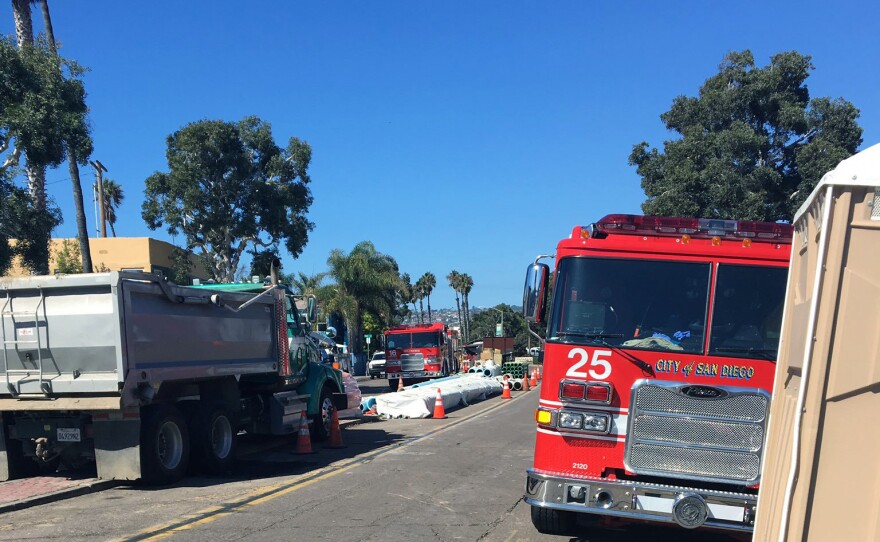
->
[427,295,432,322]
[68,151,93,271]
[418,298,424,324]
[37,0,56,53]
[463,294,470,342]
[455,294,462,338]
[11,0,34,48]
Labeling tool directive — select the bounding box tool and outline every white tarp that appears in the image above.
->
[374,374,503,418]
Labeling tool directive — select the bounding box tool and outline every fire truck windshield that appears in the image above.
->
[386,331,440,349]
[548,257,788,359]
[709,264,788,360]
[548,257,711,354]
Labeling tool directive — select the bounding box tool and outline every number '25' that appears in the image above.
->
[565,348,612,379]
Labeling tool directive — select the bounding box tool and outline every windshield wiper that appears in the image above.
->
[552,332,654,375]
[713,347,777,361]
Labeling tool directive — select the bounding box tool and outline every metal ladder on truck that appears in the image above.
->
[2,289,50,396]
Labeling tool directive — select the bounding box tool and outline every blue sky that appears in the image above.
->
[3,1,878,309]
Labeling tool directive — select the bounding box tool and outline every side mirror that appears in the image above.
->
[307,296,317,323]
[523,263,549,323]
[326,326,337,340]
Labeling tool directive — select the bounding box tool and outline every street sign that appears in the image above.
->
[364,334,372,339]
[495,323,503,337]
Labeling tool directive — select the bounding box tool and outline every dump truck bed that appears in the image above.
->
[1,272,280,406]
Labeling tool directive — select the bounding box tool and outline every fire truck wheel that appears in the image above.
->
[190,408,237,474]
[530,506,574,536]
[310,387,333,442]
[140,405,190,485]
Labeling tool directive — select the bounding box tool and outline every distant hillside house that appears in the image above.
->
[5,237,210,284]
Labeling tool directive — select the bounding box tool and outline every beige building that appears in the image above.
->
[5,237,210,284]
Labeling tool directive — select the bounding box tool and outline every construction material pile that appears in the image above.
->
[363,374,502,418]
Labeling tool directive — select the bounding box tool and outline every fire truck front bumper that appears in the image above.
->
[524,470,757,532]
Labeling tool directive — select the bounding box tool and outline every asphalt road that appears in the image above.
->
[0,379,751,542]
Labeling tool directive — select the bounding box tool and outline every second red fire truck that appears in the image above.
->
[383,323,458,388]
[522,214,792,535]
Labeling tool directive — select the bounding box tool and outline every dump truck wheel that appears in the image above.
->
[530,505,574,536]
[141,405,189,485]
[191,408,236,475]
[310,387,333,442]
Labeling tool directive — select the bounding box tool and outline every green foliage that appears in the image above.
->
[248,248,279,279]
[630,50,863,220]
[323,241,401,355]
[469,304,530,355]
[169,247,194,285]
[53,239,83,274]
[141,116,314,282]
[100,178,124,236]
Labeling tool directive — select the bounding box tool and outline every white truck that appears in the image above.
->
[0,272,347,484]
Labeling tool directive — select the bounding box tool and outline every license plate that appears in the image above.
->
[633,495,745,522]
[57,428,81,442]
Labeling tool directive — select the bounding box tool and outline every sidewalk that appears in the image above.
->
[0,473,116,513]
[0,417,372,514]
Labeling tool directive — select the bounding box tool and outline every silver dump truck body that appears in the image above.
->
[1,271,281,409]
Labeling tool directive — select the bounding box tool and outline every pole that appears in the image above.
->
[89,160,108,237]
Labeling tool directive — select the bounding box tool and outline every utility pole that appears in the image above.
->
[89,160,108,237]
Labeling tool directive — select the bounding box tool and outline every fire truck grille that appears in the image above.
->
[625,382,769,485]
[400,354,425,372]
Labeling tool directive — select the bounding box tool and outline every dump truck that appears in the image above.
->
[755,143,880,541]
[0,271,347,484]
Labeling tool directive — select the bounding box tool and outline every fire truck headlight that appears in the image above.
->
[582,413,610,433]
[558,411,584,429]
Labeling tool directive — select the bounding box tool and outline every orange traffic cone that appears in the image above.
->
[326,408,345,448]
[397,375,404,392]
[501,377,511,399]
[522,374,530,392]
[294,410,314,454]
[529,368,538,388]
[432,388,447,418]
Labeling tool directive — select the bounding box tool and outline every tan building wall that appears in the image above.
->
[5,237,210,283]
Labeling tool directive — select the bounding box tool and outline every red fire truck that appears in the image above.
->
[522,214,792,535]
[384,323,457,388]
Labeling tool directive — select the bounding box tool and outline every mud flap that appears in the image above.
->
[93,418,141,480]
[0,420,9,482]
[332,392,349,411]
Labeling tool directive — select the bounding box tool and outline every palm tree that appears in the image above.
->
[290,271,326,297]
[400,273,418,324]
[100,178,124,237]
[420,272,436,322]
[447,270,463,333]
[460,273,474,342]
[324,241,400,358]
[414,276,426,324]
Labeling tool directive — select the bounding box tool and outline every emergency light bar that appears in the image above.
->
[593,214,793,242]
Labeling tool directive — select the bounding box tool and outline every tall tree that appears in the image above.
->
[419,271,436,322]
[630,50,863,221]
[414,275,426,324]
[447,270,463,333]
[399,272,418,323]
[36,0,92,272]
[460,273,473,342]
[142,116,314,282]
[99,177,123,237]
[323,241,400,357]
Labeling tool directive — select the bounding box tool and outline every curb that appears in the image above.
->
[0,479,119,514]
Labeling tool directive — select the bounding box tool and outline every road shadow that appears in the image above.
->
[563,516,751,542]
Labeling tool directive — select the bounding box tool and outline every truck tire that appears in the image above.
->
[190,408,236,475]
[310,386,333,442]
[140,405,190,485]
[530,505,574,536]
